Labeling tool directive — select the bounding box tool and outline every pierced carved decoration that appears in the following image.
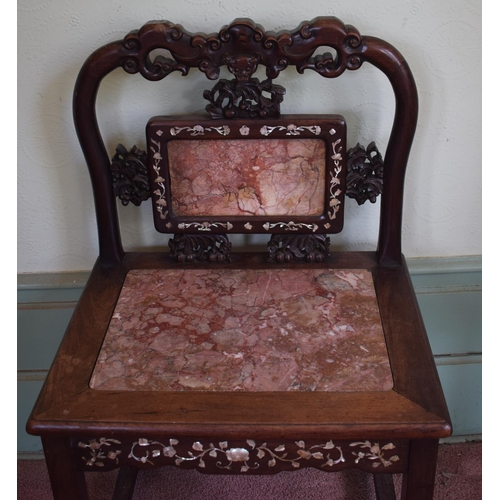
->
[204,78,285,119]
[346,142,384,205]
[78,437,401,472]
[268,234,330,263]
[168,234,231,263]
[121,18,364,82]
[110,144,150,206]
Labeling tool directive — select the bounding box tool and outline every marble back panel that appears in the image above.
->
[90,268,393,393]
[146,116,347,234]
[168,139,325,217]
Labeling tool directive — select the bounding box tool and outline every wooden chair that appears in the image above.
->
[27,17,452,500]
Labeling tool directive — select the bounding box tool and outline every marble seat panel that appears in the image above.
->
[90,268,393,392]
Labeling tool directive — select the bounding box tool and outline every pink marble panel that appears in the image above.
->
[90,268,393,393]
[167,139,325,216]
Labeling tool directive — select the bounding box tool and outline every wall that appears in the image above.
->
[18,0,481,273]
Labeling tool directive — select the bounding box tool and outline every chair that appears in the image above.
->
[27,17,452,500]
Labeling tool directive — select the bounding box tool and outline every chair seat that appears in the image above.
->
[28,251,450,441]
[90,268,393,393]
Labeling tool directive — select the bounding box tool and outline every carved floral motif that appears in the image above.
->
[110,144,150,207]
[346,142,384,205]
[168,234,231,263]
[267,234,330,263]
[204,78,285,119]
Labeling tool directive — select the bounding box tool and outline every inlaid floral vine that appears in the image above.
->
[150,136,168,219]
[78,438,400,471]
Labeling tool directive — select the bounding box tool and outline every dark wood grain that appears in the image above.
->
[401,439,439,500]
[42,436,89,500]
[374,473,397,500]
[112,468,138,500]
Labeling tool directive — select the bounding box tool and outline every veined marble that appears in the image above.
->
[90,269,393,392]
[167,139,325,216]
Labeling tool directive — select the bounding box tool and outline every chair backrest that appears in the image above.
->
[73,17,418,266]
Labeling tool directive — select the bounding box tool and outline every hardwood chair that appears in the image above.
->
[27,17,452,500]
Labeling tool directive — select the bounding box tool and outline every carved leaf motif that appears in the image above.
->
[204,78,285,119]
[267,234,330,263]
[110,144,150,207]
[346,142,384,205]
[168,234,232,263]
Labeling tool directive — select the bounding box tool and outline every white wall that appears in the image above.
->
[17,0,481,273]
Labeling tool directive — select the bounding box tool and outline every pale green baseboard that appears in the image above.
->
[18,256,482,453]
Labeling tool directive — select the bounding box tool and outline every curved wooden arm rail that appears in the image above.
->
[29,16,450,500]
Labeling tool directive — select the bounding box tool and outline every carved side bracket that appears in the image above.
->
[346,142,384,205]
[267,234,330,263]
[168,234,232,263]
[110,144,150,206]
[203,77,285,119]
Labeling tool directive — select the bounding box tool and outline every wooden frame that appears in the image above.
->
[147,115,346,234]
[27,17,451,500]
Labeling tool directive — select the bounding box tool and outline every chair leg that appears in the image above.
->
[374,474,397,500]
[401,439,439,500]
[42,436,89,500]
[112,467,139,500]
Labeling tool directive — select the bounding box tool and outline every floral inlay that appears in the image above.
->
[350,441,400,468]
[78,438,122,467]
[329,138,343,220]
[150,138,168,219]
[177,221,233,231]
[263,221,319,232]
[260,124,321,136]
[239,125,250,135]
[170,125,230,137]
[128,438,346,471]
[79,438,400,471]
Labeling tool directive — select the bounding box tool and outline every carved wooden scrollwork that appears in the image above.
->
[120,18,365,83]
[346,142,384,205]
[267,234,330,263]
[203,77,285,119]
[110,144,150,206]
[168,234,232,263]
